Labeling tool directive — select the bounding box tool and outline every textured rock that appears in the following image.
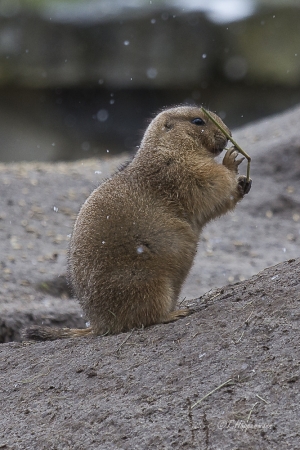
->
[0,259,299,449]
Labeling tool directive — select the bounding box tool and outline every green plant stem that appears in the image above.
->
[201,107,251,181]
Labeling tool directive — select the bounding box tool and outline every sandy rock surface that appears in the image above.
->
[1,259,299,449]
[0,104,299,448]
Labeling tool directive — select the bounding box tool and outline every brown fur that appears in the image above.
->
[23,106,251,341]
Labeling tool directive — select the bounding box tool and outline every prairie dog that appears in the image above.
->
[24,106,251,341]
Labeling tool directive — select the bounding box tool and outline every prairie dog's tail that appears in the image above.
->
[23,325,93,341]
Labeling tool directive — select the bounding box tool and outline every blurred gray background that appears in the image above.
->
[0,0,300,162]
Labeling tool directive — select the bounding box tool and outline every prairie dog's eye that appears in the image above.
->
[192,118,206,126]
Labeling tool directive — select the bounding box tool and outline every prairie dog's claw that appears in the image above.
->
[238,175,252,195]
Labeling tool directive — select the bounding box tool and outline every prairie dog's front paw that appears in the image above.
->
[238,175,252,196]
[222,146,244,173]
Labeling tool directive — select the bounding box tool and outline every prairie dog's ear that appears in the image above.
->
[164,120,174,131]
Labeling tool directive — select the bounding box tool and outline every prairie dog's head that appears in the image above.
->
[140,106,231,157]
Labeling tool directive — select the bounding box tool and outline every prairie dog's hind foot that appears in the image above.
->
[162,308,191,324]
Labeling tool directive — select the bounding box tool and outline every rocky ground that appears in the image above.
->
[0,104,299,448]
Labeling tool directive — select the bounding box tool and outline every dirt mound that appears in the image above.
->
[0,258,299,449]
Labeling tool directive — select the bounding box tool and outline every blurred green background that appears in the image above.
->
[0,0,300,161]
